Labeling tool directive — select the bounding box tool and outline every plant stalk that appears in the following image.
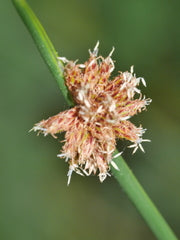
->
[111,150,178,240]
[12,0,74,106]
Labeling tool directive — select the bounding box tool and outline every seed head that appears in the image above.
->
[32,43,151,184]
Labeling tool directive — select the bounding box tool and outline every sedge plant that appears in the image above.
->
[12,0,178,240]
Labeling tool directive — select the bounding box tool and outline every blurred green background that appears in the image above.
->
[1,0,180,239]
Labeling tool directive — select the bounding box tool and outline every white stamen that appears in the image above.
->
[67,164,84,185]
[89,165,95,175]
[99,173,107,182]
[82,116,89,122]
[93,41,99,55]
[67,168,73,186]
[132,146,138,154]
[84,99,91,108]
[134,87,141,94]
[120,82,126,91]
[109,47,115,57]
[97,105,103,113]
[74,59,79,64]
[57,56,69,63]
[140,77,146,87]
[123,72,128,81]
[79,64,86,68]
[79,110,85,115]
[139,143,145,152]
[78,89,84,101]
[106,119,116,124]
[128,143,136,148]
[109,101,116,112]
[142,139,151,142]
[127,73,133,82]
[80,106,87,111]
[146,98,152,105]
[57,153,66,158]
[109,58,115,73]
[127,90,133,99]
[113,151,123,159]
[82,169,90,176]
[130,65,134,74]
[32,126,46,132]
[108,148,115,154]
[85,160,90,170]
[120,116,131,121]
[95,122,101,126]
[75,169,84,176]
[111,161,120,171]
[88,59,96,67]
[128,138,151,154]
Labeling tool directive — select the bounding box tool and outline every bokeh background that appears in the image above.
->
[1,0,180,239]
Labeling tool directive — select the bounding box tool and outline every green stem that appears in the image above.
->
[12,0,74,106]
[111,150,178,240]
[12,1,178,240]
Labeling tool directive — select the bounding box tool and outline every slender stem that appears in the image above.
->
[111,150,178,240]
[12,0,74,106]
[12,1,178,240]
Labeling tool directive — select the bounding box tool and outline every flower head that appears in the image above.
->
[32,42,151,184]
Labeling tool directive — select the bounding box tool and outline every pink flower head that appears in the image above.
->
[32,42,151,184]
